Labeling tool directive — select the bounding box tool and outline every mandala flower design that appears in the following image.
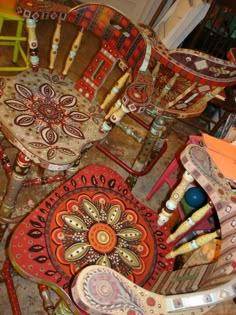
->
[52,193,150,278]
[5,83,90,146]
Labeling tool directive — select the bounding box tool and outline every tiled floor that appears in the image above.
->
[0,13,236,315]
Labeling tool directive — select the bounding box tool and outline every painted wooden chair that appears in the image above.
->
[96,31,236,187]
[0,1,158,236]
[1,1,235,198]
[4,163,174,314]
[0,0,29,71]
[72,144,236,314]
[4,144,236,314]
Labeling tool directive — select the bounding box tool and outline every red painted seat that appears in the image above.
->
[5,164,173,314]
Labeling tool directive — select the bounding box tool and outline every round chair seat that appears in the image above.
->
[8,164,174,313]
[0,69,106,170]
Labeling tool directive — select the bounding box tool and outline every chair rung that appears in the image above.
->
[0,66,28,71]
[0,12,24,21]
[0,36,27,41]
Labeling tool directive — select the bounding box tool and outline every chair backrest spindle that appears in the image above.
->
[61,27,84,79]
[26,18,39,71]
[49,20,61,73]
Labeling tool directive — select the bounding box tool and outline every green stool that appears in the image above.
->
[0,1,29,72]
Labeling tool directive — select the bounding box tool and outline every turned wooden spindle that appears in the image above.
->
[26,19,39,71]
[157,170,194,226]
[191,86,224,113]
[62,27,84,78]
[100,69,131,110]
[105,99,122,120]
[49,20,61,73]
[155,73,180,104]
[117,121,144,143]
[38,284,55,314]
[152,61,161,78]
[108,104,130,124]
[166,202,212,243]
[166,230,220,259]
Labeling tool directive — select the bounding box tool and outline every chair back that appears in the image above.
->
[0,2,150,169]
[147,39,236,119]
[155,144,236,295]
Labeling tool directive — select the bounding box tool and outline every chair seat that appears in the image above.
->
[8,164,174,313]
[0,69,106,170]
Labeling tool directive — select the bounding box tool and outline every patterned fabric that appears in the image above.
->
[9,164,173,312]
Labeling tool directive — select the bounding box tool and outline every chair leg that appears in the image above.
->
[0,15,4,33]
[146,154,181,201]
[125,116,166,189]
[2,259,22,315]
[0,152,32,218]
[38,284,55,315]
[38,284,74,315]
[13,20,24,63]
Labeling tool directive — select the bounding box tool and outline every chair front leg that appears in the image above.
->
[38,284,55,315]
[125,115,166,189]
[0,152,32,218]
[3,259,22,315]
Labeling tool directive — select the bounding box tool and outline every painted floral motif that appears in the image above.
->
[52,192,150,278]
[4,83,90,159]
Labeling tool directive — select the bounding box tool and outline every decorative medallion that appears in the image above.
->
[5,83,89,146]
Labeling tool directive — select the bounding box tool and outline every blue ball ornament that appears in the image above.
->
[184,187,208,209]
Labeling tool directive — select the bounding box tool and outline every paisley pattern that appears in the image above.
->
[9,164,173,306]
[122,70,154,112]
[76,268,146,315]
